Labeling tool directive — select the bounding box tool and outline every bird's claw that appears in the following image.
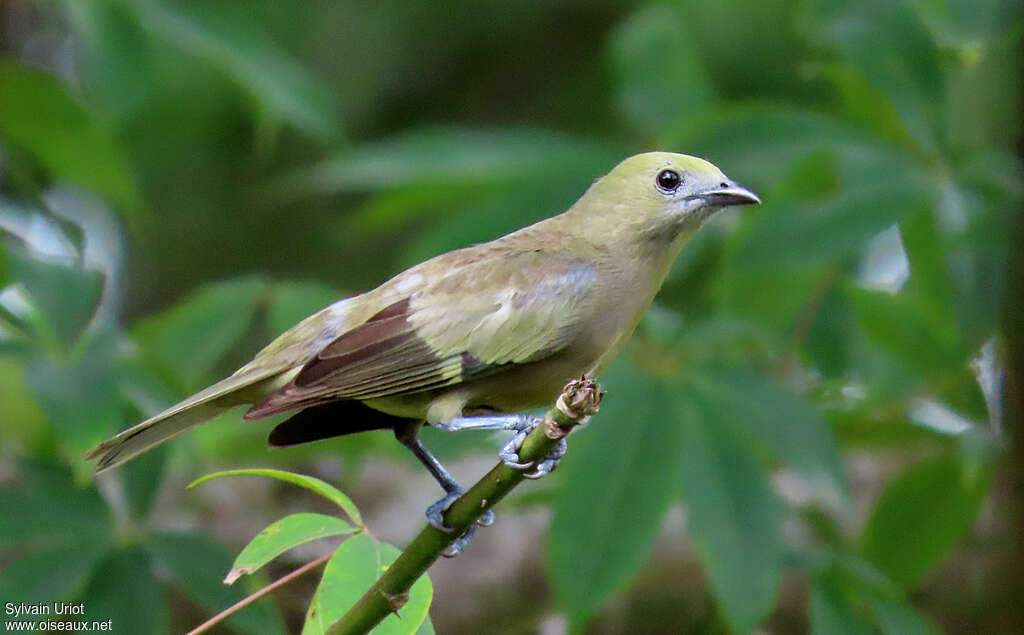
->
[499,426,568,478]
[426,488,495,556]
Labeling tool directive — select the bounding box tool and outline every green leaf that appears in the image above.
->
[8,247,104,350]
[861,455,990,588]
[303,534,432,635]
[268,281,341,337]
[122,445,167,521]
[0,59,140,212]
[226,513,358,584]
[899,208,953,310]
[0,461,111,548]
[810,572,875,635]
[811,0,945,151]
[274,127,620,199]
[869,596,937,635]
[691,366,847,503]
[24,331,122,466]
[679,390,784,634]
[133,276,266,388]
[549,360,682,623]
[81,548,169,635]
[0,544,106,607]
[847,285,963,376]
[663,106,872,192]
[0,241,8,287]
[147,532,286,635]
[189,468,363,529]
[136,1,337,138]
[607,3,712,134]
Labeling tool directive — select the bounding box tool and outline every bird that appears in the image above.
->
[86,151,759,552]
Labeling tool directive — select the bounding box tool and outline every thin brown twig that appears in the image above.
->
[187,550,333,635]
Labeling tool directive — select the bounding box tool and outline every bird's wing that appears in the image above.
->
[244,249,599,417]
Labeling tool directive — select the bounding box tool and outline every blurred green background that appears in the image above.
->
[1,0,1021,633]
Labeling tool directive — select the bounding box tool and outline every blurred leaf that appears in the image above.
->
[189,468,363,528]
[415,616,436,635]
[136,1,337,138]
[122,445,167,521]
[0,461,111,548]
[226,513,358,584]
[268,281,342,336]
[861,455,990,588]
[274,127,620,199]
[869,596,937,635]
[847,285,963,376]
[608,3,712,134]
[810,571,875,635]
[680,390,784,633]
[715,263,825,331]
[0,59,140,212]
[24,331,122,459]
[549,359,682,624]
[0,241,8,286]
[405,179,587,266]
[81,548,169,635]
[8,248,104,350]
[0,357,49,451]
[133,276,266,388]
[63,0,154,123]
[664,106,872,192]
[147,532,286,635]
[811,0,945,151]
[0,544,106,608]
[303,534,432,635]
[731,177,931,269]
[691,366,847,503]
[900,208,953,309]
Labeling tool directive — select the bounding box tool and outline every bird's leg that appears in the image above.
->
[393,422,493,557]
[434,414,568,479]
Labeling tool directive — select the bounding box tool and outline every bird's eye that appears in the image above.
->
[656,169,682,192]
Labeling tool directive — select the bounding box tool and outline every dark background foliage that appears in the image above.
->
[1,0,1021,633]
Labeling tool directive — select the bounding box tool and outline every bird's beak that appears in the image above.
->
[693,182,761,207]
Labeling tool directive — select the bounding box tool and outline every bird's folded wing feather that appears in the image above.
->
[245,249,598,418]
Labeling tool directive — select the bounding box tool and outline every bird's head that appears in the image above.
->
[573,152,760,243]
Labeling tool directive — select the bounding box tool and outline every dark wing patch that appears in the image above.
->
[267,400,415,446]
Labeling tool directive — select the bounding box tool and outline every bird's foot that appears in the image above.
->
[499,425,568,479]
[426,488,495,557]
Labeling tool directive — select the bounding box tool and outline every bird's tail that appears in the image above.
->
[85,369,284,472]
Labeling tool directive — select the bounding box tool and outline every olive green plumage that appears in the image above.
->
[87,152,759,471]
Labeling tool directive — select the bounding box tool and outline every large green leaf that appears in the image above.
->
[133,276,266,388]
[24,331,122,460]
[190,468,363,529]
[225,513,358,584]
[847,285,963,377]
[122,445,167,521]
[810,0,945,151]
[80,548,169,635]
[549,359,682,624]
[607,3,712,134]
[147,532,286,635]
[0,60,139,211]
[690,366,847,503]
[273,127,620,198]
[135,1,337,138]
[0,544,106,608]
[0,461,111,549]
[303,534,432,635]
[810,571,875,635]
[861,455,990,588]
[7,248,104,350]
[679,390,784,633]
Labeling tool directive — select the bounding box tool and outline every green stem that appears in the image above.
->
[328,378,603,635]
